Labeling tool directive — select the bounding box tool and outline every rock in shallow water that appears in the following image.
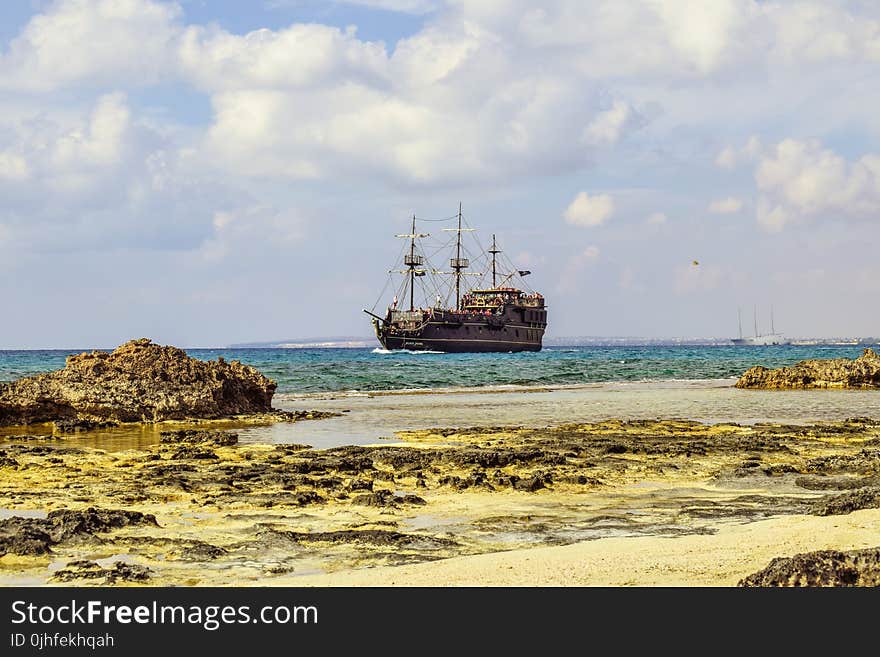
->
[0,338,276,426]
[735,348,880,390]
[159,429,239,446]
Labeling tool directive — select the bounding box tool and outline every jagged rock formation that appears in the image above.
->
[735,348,880,390]
[0,508,158,556]
[51,560,153,583]
[811,487,880,516]
[739,548,880,586]
[0,338,277,426]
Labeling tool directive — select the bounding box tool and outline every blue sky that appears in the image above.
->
[181,0,431,43]
[1,0,880,348]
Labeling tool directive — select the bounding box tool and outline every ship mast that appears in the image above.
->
[451,203,468,309]
[489,234,500,289]
[738,307,743,340]
[395,216,427,312]
[408,215,416,311]
[439,204,475,309]
[455,204,462,308]
[754,305,758,338]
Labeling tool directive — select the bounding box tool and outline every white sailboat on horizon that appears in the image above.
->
[731,305,791,346]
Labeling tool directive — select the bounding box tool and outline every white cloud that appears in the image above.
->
[744,136,763,158]
[199,76,629,185]
[0,94,232,254]
[653,0,751,74]
[179,23,389,92]
[715,147,738,169]
[51,93,132,171]
[387,22,490,88]
[202,86,473,183]
[482,0,880,81]
[582,245,600,259]
[167,11,647,186]
[0,151,29,181]
[0,0,181,92]
[512,1,743,77]
[709,196,743,214]
[563,192,614,227]
[770,3,880,64]
[583,100,633,145]
[715,136,763,169]
[0,93,136,196]
[755,138,880,231]
[5,1,880,94]
[181,1,880,188]
[199,206,305,262]
[6,0,880,192]
[646,211,667,225]
[190,16,637,186]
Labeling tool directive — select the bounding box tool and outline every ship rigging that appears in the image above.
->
[363,205,547,353]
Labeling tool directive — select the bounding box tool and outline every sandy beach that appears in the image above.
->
[286,509,880,586]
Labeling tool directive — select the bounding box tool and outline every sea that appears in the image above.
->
[0,344,873,394]
[3,344,879,449]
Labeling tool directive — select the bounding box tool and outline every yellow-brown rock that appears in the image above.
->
[0,338,276,425]
[735,348,880,389]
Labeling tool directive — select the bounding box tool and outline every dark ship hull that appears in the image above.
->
[377,322,543,352]
[381,333,540,352]
[372,296,547,353]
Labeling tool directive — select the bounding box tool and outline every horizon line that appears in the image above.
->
[2,336,879,351]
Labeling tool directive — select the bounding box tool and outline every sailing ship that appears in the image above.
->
[363,205,547,352]
[731,306,790,346]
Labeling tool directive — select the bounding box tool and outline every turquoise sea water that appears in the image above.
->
[0,345,874,394]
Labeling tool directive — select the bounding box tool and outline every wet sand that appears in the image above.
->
[7,379,880,451]
[275,381,880,447]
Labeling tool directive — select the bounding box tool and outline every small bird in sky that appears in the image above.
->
[691,260,700,266]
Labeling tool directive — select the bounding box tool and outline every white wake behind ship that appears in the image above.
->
[731,306,791,346]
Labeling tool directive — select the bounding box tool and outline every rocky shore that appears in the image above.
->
[736,348,880,390]
[2,417,880,586]
[0,339,299,427]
